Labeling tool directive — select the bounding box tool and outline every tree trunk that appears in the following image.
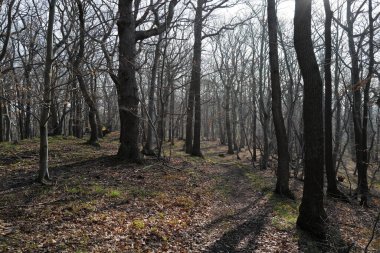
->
[216,89,225,145]
[346,0,370,206]
[324,0,341,197]
[38,0,57,183]
[191,0,204,157]
[143,35,162,155]
[232,93,238,151]
[294,0,327,238]
[75,0,99,146]
[169,80,175,145]
[225,85,234,154]
[267,0,291,197]
[357,0,373,206]
[117,0,141,160]
[0,100,3,142]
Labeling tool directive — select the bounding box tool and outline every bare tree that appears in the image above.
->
[294,0,327,238]
[267,0,292,197]
[117,0,178,160]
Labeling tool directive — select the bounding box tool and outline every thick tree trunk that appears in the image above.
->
[117,0,141,160]
[50,93,60,135]
[267,0,291,197]
[294,0,327,238]
[190,0,203,157]
[0,100,3,142]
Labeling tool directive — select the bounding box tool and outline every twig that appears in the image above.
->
[364,211,380,252]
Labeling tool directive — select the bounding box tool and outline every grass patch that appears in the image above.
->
[174,196,195,209]
[129,186,156,198]
[108,189,122,198]
[269,194,299,231]
[245,171,272,192]
[213,181,233,198]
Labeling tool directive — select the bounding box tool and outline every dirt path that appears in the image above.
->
[0,135,379,252]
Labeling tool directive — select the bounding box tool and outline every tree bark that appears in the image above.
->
[267,0,291,197]
[117,0,141,160]
[190,0,204,157]
[225,84,234,154]
[323,0,341,197]
[294,0,327,238]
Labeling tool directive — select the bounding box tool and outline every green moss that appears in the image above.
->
[174,196,195,209]
[213,182,233,197]
[269,194,299,231]
[132,219,145,229]
[108,189,121,198]
[66,187,81,194]
[129,186,155,198]
[93,185,107,194]
[245,171,272,192]
[64,201,96,214]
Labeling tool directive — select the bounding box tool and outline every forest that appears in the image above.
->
[0,0,380,252]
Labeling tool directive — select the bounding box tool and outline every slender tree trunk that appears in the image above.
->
[324,0,342,197]
[225,85,234,154]
[185,79,195,153]
[38,0,57,183]
[143,36,161,155]
[239,84,245,149]
[346,0,370,206]
[75,0,99,146]
[294,0,327,238]
[251,78,257,162]
[357,0,373,206]
[216,90,225,145]
[260,112,269,170]
[232,93,238,151]
[267,0,292,197]
[4,105,10,142]
[332,29,342,175]
[169,83,175,145]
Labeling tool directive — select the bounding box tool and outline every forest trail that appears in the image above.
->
[0,133,379,252]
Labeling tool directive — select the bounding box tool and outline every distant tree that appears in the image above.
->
[0,0,17,143]
[294,0,327,238]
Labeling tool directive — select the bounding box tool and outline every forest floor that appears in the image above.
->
[0,132,379,252]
